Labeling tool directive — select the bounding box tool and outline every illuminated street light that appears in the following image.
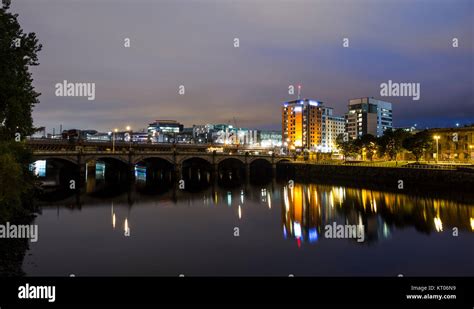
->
[433,135,440,163]
[126,126,132,150]
[469,145,473,163]
[113,128,118,153]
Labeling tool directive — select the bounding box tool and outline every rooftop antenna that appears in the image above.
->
[297,85,302,100]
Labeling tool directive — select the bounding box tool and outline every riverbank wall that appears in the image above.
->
[279,163,474,194]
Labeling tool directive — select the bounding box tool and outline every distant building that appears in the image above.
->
[425,125,474,162]
[192,124,213,143]
[320,107,345,153]
[175,128,193,143]
[260,130,282,147]
[87,131,111,141]
[211,124,259,145]
[346,97,392,139]
[282,99,324,151]
[148,120,183,143]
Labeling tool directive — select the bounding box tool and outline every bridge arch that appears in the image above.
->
[215,156,246,165]
[84,155,129,165]
[134,155,174,166]
[249,158,272,166]
[247,156,272,165]
[29,157,80,195]
[178,155,212,166]
[31,155,78,165]
[275,158,291,164]
[133,156,175,191]
[180,157,213,191]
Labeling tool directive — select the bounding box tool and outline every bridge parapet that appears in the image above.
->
[30,149,292,166]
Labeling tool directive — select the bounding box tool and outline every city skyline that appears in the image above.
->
[11,0,474,132]
[2,1,474,304]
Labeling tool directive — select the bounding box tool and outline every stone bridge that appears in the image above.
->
[27,139,294,182]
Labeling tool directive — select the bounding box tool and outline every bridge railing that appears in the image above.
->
[26,139,281,154]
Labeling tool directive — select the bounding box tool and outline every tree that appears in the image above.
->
[402,130,433,162]
[378,128,411,161]
[0,3,40,221]
[336,133,352,160]
[0,2,42,140]
[359,134,377,161]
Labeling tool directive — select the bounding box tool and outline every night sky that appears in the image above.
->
[12,0,474,133]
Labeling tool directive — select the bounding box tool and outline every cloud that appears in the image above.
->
[12,0,474,132]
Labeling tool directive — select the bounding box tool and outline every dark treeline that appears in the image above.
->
[0,1,41,222]
[0,2,42,276]
[336,129,433,162]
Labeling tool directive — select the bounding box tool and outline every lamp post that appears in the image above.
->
[433,135,440,163]
[126,126,132,151]
[113,128,118,153]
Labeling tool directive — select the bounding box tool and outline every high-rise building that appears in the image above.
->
[282,99,323,151]
[320,107,345,153]
[346,97,392,139]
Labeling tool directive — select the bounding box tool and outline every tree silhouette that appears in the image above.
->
[403,130,433,162]
[0,2,42,140]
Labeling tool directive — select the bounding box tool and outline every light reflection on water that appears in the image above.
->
[24,177,474,276]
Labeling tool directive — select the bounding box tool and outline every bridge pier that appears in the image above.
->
[77,154,86,189]
[174,163,182,182]
[128,163,136,183]
[30,145,294,191]
[245,163,250,186]
[211,163,218,180]
[272,162,277,178]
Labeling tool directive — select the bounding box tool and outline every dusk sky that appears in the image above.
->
[12,0,474,133]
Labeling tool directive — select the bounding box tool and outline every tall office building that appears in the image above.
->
[320,107,345,153]
[346,97,393,139]
[282,99,323,151]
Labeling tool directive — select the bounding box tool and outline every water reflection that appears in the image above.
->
[26,173,474,276]
[37,172,474,248]
[281,183,474,245]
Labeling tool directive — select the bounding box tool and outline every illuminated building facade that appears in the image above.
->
[260,130,282,147]
[282,99,323,151]
[148,120,184,143]
[425,125,474,162]
[211,124,259,145]
[320,107,345,153]
[346,97,392,139]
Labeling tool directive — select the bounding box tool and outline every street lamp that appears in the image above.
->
[433,135,440,163]
[126,126,132,150]
[113,128,118,153]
